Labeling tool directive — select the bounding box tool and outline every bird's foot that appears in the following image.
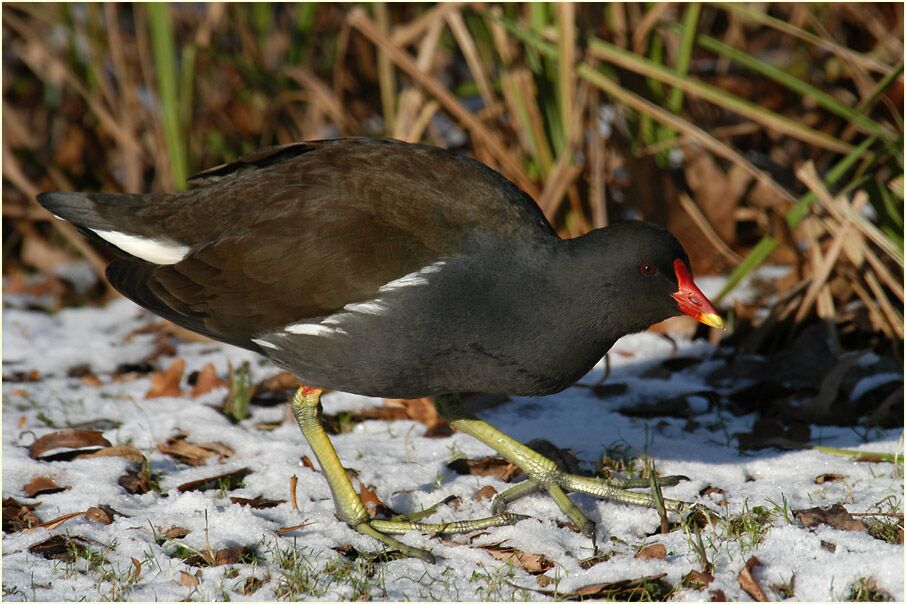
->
[490,471,691,539]
[348,504,528,563]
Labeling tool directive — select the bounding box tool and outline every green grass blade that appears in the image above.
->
[690,30,893,140]
[666,2,700,115]
[716,136,878,302]
[147,3,188,189]
[588,37,853,154]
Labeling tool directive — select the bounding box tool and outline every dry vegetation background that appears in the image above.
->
[2,3,903,416]
[2,5,904,600]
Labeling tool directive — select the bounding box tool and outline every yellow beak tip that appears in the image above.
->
[699,313,726,330]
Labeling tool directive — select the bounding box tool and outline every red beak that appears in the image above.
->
[671,259,724,329]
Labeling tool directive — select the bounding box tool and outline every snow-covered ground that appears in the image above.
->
[2,296,903,601]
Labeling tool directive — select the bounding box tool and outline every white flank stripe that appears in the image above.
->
[343,299,387,315]
[92,229,190,265]
[285,322,336,336]
[378,261,446,293]
[252,338,279,350]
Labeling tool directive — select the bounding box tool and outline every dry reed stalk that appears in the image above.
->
[798,162,903,268]
[632,4,673,54]
[4,11,143,168]
[391,2,463,47]
[445,10,496,111]
[3,144,110,280]
[539,81,590,217]
[587,82,608,229]
[392,16,444,141]
[104,3,144,193]
[677,192,745,265]
[374,3,397,130]
[794,193,868,323]
[285,67,350,132]
[347,7,537,197]
[577,63,798,207]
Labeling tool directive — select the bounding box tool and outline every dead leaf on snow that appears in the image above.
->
[158,434,234,466]
[815,473,845,484]
[230,495,285,509]
[447,456,523,482]
[738,556,768,602]
[191,363,229,397]
[635,543,667,559]
[23,476,68,497]
[275,521,314,536]
[178,570,200,587]
[32,510,86,531]
[480,545,554,575]
[710,588,727,601]
[793,503,866,532]
[119,468,154,494]
[473,485,498,501]
[250,371,302,406]
[28,429,112,461]
[145,358,186,399]
[359,483,395,517]
[820,540,837,552]
[81,445,146,463]
[565,574,671,600]
[85,506,114,525]
[131,557,142,580]
[683,569,715,589]
[28,535,91,561]
[80,374,104,387]
[3,497,42,532]
[176,467,252,493]
[164,526,191,540]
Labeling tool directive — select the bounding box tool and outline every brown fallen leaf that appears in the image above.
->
[158,434,234,466]
[81,374,104,387]
[230,495,285,509]
[359,483,395,517]
[3,497,42,532]
[289,474,300,510]
[131,557,142,580]
[820,540,837,552]
[23,476,68,497]
[241,576,265,595]
[635,543,667,560]
[481,545,554,575]
[275,522,314,536]
[447,456,523,482]
[85,506,114,525]
[250,371,302,406]
[683,569,715,589]
[214,546,243,565]
[119,468,153,494]
[28,535,91,561]
[473,485,498,502]
[815,473,845,484]
[738,556,768,602]
[164,526,191,540]
[578,552,614,569]
[191,363,229,397]
[536,574,553,587]
[710,588,727,601]
[81,445,146,463]
[794,503,865,532]
[178,570,200,587]
[33,510,86,531]
[146,358,186,399]
[176,467,252,493]
[28,429,111,460]
[566,574,671,600]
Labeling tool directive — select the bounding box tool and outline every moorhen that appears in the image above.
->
[37,137,723,562]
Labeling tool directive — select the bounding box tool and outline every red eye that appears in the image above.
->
[639,263,657,277]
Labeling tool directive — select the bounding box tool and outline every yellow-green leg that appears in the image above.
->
[434,393,690,538]
[291,387,526,563]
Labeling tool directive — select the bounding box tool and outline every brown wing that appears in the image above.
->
[105,138,557,349]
